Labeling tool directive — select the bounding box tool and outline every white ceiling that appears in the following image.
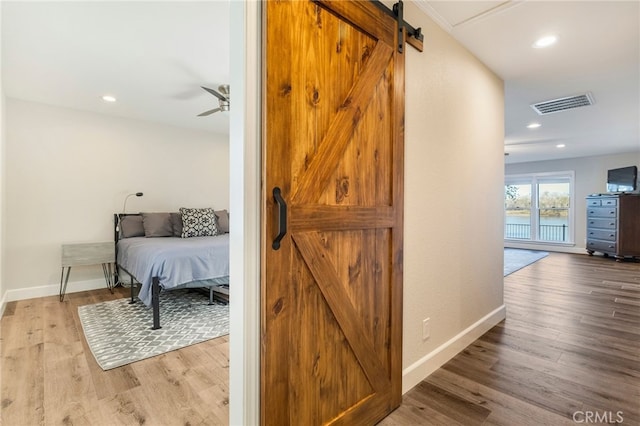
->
[419,0,640,163]
[3,1,639,163]
[2,1,230,135]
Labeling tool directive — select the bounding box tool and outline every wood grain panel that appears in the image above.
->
[288,246,373,424]
[318,60,394,207]
[314,229,393,375]
[290,41,393,205]
[290,205,394,232]
[262,0,295,423]
[263,0,403,423]
[316,0,394,47]
[292,232,391,393]
[389,24,406,406]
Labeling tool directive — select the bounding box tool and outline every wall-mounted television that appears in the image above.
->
[607,166,638,193]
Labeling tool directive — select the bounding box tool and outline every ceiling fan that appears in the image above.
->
[198,84,230,116]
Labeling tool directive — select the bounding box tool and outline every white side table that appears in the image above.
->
[60,242,115,301]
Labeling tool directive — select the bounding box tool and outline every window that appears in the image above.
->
[505,172,574,243]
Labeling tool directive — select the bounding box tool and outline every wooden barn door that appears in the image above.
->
[262,1,405,424]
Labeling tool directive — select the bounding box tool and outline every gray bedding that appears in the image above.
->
[116,234,229,307]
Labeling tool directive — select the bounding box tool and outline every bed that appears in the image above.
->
[114,209,229,330]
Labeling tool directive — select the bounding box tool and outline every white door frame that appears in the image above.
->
[229,1,261,425]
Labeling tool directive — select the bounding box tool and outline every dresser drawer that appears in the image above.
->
[587,218,617,229]
[587,207,617,218]
[587,229,616,241]
[587,239,616,253]
[587,198,619,207]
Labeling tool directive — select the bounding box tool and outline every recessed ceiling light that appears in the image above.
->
[533,35,557,49]
[527,122,541,129]
[102,95,117,102]
[556,144,566,148]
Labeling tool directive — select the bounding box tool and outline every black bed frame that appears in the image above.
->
[113,213,219,330]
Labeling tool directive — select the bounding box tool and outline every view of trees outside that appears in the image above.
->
[505,182,570,241]
[505,184,531,210]
[505,184,532,239]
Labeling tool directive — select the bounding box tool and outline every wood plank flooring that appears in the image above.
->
[381,253,640,425]
[1,287,229,425]
[2,253,638,425]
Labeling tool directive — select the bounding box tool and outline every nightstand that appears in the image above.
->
[60,242,115,301]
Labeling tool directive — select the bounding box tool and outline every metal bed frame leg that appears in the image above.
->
[152,277,161,330]
[129,275,136,304]
[209,287,214,305]
[59,267,71,302]
[102,263,114,293]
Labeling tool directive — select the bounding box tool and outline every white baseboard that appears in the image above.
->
[3,279,108,303]
[504,242,586,254]
[402,304,507,394]
[0,291,7,318]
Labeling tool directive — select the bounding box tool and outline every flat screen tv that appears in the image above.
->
[607,166,638,193]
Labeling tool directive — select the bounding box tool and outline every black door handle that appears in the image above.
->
[272,187,287,250]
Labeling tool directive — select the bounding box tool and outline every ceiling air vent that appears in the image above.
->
[530,92,594,115]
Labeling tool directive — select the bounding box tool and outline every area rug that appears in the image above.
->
[504,248,549,276]
[78,289,229,370]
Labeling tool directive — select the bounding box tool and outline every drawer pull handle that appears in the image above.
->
[272,187,287,250]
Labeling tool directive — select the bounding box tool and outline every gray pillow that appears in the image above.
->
[120,215,144,238]
[215,210,229,233]
[179,207,220,238]
[142,212,173,237]
[170,212,183,237]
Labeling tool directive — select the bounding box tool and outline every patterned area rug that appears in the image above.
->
[504,248,549,276]
[78,289,229,370]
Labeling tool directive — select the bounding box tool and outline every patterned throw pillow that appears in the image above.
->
[179,207,220,238]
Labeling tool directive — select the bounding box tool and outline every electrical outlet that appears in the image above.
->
[422,318,430,340]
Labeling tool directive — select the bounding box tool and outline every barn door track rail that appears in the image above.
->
[372,0,424,53]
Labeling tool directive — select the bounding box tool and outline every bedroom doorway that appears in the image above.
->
[260,0,406,424]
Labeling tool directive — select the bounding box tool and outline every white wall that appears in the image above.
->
[4,98,229,301]
[0,2,5,314]
[505,151,640,252]
[401,2,506,392]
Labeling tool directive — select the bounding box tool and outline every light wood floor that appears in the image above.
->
[381,253,640,425]
[2,253,638,425]
[1,287,229,425]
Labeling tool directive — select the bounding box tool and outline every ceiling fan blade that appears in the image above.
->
[197,107,222,117]
[201,86,227,101]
